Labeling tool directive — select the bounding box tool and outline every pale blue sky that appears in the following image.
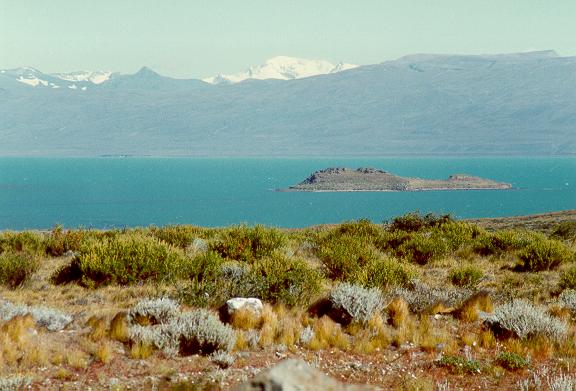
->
[1,0,574,78]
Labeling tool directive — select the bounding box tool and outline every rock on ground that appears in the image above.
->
[234,359,380,391]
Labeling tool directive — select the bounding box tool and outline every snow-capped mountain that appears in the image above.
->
[202,56,358,84]
[0,67,112,90]
[51,70,112,85]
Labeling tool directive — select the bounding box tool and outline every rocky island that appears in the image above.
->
[281,167,512,192]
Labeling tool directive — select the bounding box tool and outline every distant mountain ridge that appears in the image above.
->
[0,51,574,156]
[202,56,358,84]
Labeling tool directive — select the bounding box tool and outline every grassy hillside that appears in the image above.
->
[0,211,575,389]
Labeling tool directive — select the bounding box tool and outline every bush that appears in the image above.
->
[437,355,481,374]
[0,251,39,288]
[45,226,98,256]
[127,298,180,326]
[495,352,530,370]
[558,289,576,312]
[559,266,576,290]
[148,225,204,249]
[364,257,416,288]
[473,230,546,256]
[210,225,286,262]
[56,233,192,287]
[449,265,484,287]
[0,299,73,331]
[390,283,472,313]
[551,221,576,241]
[396,233,449,264]
[328,283,385,324]
[516,238,572,271]
[316,233,380,281]
[0,231,46,255]
[251,256,324,306]
[388,212,453,232]
[333,219,385,242]
[129,309,236,356]
[485,300,568,341]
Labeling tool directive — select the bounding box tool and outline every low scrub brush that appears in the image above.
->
[329,283,385,324]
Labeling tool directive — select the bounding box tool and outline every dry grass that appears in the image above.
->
[230,307,263,330]
[387,297,409,328]
[93,341,114,364]
[87,315,108,341]
[307,316,350,350]
[455,292,493,322]
[130,341,154,360]
[109,311,129,343]
[66,350,89,369]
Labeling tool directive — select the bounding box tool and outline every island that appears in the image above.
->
[279,167,512,192]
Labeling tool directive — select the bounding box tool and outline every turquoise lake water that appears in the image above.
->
[0,157,574,230]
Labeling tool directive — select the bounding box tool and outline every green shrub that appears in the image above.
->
[388,212,453,232]
[364,257,416,288]
[45,226,97,256]
[473,230,546,256]
[148,225,205,249]
[559,266,576,290]
[0,251,39,288]
[316,234,380,281]
[436,355,481,374]
[0,231,46,256]
[517,238,572,271]
[55,233,192,287]
[209,225,286,262]
[495,352,530,370]
[395,233,449,264]
[435,221,484,251]
[251,255,324,306]
[551,221,576,241]
[334,219,385,241]
[449,265,484,287]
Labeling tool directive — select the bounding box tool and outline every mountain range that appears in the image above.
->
[0,51,574,156]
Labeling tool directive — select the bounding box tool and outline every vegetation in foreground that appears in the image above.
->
[0,212,575,389]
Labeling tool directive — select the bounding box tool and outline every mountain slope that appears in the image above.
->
[0,51,574,156]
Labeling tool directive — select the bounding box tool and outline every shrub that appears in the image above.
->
[0,375,32,390]
[0,251,39,288]
[396,233,449,264]
[449,265,484,287]
[495,351,530,370]
[436,221,484,251]
[0,231,46,255]
[388,212,453,232]
[210,225,286,262]
[517,238,572,271]
[559,266,576,290]
[0,299,72,331]
[473,230,546,256]
[485,300,568,341]
[436,355,481,374]
[558,289,576,312]
[316,233,380,281]
[364,257,416,288]
[251,256,324,306]
[45,226,92,256]
[329,283,385,324]
[127,298,180,326]
[334,219,385,242]
[148,225,203,249]
[57,232,192,287]
[390,282,473,313]
[551,221,576,241]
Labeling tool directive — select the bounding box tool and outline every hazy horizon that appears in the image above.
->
[2,0,575,79]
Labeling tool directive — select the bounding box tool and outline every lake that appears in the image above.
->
[0,157,574,230]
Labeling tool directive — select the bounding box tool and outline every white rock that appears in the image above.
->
[226,298,263,316]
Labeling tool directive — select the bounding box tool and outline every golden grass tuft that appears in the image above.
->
[54,367,73,380]
[94,341,114,364]
[413,315,449,352]
[230,307,263,330]
[234,330,249,351]
[66,350,89,369]
[461,332,478,348]
[549,305,572,322]
[307,316,350,351]
[479,329,496,349]
[258,305,279,348]
[109,311,130,343]
[130,341,154,360]
[455,292,493,322]
[1,314,35,343]
[87,315,108,341]
[387,297,410,328]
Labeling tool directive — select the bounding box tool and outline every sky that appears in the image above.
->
[1,0,575,79]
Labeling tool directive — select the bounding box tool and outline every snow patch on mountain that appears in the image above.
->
[52,70,112,84]
[203,56,358,84]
